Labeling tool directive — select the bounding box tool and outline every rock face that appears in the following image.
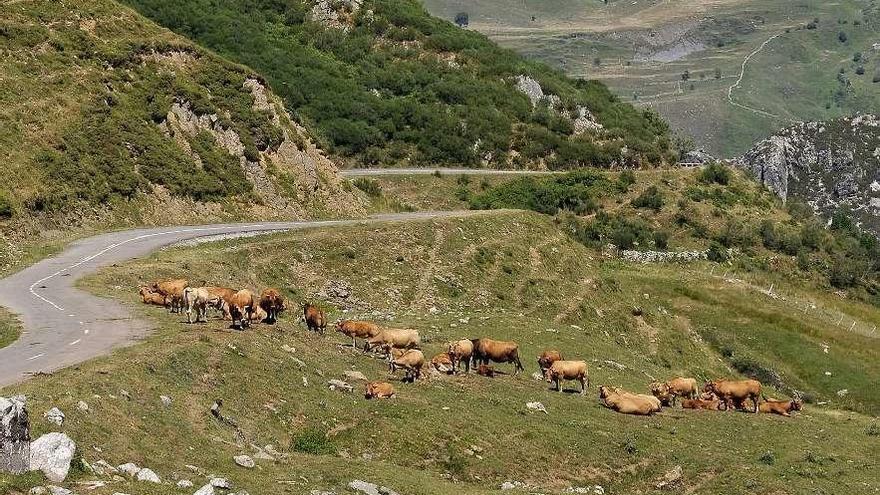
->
[514,75,602,135]
[737,115,880,234]
[0,396,30,474]
[29,432,75,482]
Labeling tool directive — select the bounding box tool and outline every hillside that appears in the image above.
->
[2,168,879,494]
[422,0,880,157]
[738,115,880,235]
[0,0,366,272]
[118,0,675,169]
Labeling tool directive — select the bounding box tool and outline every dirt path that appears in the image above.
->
[726,32,797,122]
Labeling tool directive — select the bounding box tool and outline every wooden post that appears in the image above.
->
[0,396,30,474]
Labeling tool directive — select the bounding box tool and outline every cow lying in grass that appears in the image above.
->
[151,279,188,313]
[599,386,662,415]
[681,398,727,411]
[431,353,454,374]
[545,360,589,394]
[758,398,802,417]
[364,381,395,399]
[138,287,167,307]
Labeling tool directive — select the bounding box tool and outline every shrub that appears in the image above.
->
[698,163,730,185]
[653,230,669,250]
[631,186,663,212]
[292,428,336,455]
[867,423,880,436]
[353,178,383,197]
[838,31,848,42]
[707,242,728,262]
[759,451,776,465]
[0,194,14,219]
[617,170,636,192]
[470,171,606,215]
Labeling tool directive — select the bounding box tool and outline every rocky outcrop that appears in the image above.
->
[311,0,363,31]
[737,115,880,234]
[1,396,29,474]
[29,432,75,482]
[514,75,602,135]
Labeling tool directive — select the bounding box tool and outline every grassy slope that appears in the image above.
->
[3,207,879,494]
[0,307,21,349]
[422,0,880,156]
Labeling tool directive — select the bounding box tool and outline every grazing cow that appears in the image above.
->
[471,338,524,374]
[431,353,454,374]
[364,381,395,399]
[228,289,257,329]
[335,320,381,349]
[681,398,727,411]
[202,286,236,318]
[303,303,326,335]
[650,382,675,407]
[545,360,589,394]
[447,339,474,374]
[138,287,167,307]
[758,398,802,417]
[183,287,222,324]
[704,379,762,413]
[388,349,425,381]
[364,328,421,353]
[599,386,661,415]
[259,288,285,324]
[151,279,188,313]
[537,349,563,374]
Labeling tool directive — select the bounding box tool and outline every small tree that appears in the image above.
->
[838,31,848,43]
[454,12,469,28]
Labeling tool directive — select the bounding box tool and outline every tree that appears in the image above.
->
[454,12,468,28]
[838,31,848,43]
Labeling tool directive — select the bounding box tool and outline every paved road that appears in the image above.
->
[340,168,561,177]
[0,211,487,388]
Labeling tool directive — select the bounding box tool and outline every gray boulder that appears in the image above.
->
[136,467,161,483]
[193,484,214,495]
[348,480,400,495]
[43,408,64,427]
[1,395,30,474]
[116,462,140,477]
[234,454,255,468]
[29,433,76,482]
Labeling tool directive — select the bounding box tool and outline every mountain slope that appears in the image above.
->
[0,0,365,270]
[118,0,675,169]
[738,115,880,235]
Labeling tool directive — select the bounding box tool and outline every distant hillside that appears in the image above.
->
[0,0,365,269]
[738,115,880,235]
[119,0,675,169]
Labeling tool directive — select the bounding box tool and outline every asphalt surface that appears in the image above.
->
[0,211,485,388]
[340,167,561,177]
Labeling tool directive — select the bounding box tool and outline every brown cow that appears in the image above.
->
[704,379,762,413]
[447,339,474,374]
[431,353,454,374]
[650,382,674,407]
[151,279,188,313]
[228,289,257,329]
[138,287,167,307]
[599,386,661,415]
[545,360,589,394]
[364,328,421,353]
[537,350,563,374]
[259,288,285,324]
[682,398,727,411]
[388,349,425,382]
[476,364,496,377]
[471,338,524,374]
[335,320,381,349]
[203,286,236,318]
[758,398,802,417]
[303,303,326,335]
[364,381,395,399]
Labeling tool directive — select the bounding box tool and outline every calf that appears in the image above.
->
[151,279,188,313]
[431,353,454,374]
[704,379,762,413]
[471,338,524,374]
[365,328,421,353]
[537,350,563,374]
[364,381,395,399]
[228,289,257,329]
[681,398,727,411]
[335,320,381,349]
[758,398,802,417]
[259,288,285,324]
[303,303,326,335]
[447,339,474,374]
[388,349,425,382]
[599,386,661,415]
[138,287,167,307]
[545,360,588,394]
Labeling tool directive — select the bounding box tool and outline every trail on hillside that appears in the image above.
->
[727,32,798,123]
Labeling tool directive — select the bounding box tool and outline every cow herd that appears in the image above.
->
[138,279,803,417]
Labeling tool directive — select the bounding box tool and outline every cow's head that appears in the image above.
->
[790,400,803,412]
[598,385,610,399]
[703,380,718,394]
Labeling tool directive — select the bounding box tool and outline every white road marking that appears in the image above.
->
[84,329,89,335]
[27,353,44,361]
[69,339,81,346]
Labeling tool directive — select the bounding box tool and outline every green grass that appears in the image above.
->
[0,307,21,349]
[4,210,879,494]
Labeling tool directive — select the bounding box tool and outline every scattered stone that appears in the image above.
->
[526,402,548,414]
[348,480,400,495]
[1,395,30,474]
[46,486,72,495]
[28,487,47,495]
[160,395,173,407]
[564,486,604,494]
[344,371,368,382]
[621,250,706,264]
[193,483,214,495]
[500,480,525,490]
[310,491,336,495]
[111,493,132,495]
[655,465,683,491]
[116,463,140,477]
[282,345,296,354]
[291,357,306,368]
[90,459,117,476]
[136,467,161,483]
[530,372,544,381]
[29,433,76,482]
[302,376,309,387]
[43,408,64,427]
[234,455,255,468]
[837,389,849,397]
[177,480,194,488]
[210,477,232,489]
[120,390,131,401]
[328,379,353,392]
[76,401,89,413]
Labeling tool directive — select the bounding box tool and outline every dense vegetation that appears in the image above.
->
[121,0,675,168]
[469,165,880,302]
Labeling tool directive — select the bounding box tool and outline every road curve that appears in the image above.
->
[340,168,561,177]
[0,211,487,388]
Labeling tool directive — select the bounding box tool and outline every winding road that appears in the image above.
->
[0,210,487,388]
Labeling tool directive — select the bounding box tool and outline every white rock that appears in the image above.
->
[343,371,368,382]
[46,486,72,495]
[526,402,548,414]
[348,480,400,495]
[193,483,214,495]
[91,459,117,476]
[28,487,47,495]
[43,408,64,426]
[112,493,133,495]
[76,401,89,412]
[177,480,194,488]
[210,477,232,489]
[136,467,161,483]
[160,395,173,407]
[234,454,255,468]
[116,462,140,477]
[328,379,353,392]
[29,432,76,482]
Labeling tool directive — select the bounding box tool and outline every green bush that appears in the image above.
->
[292,428,337,455]
[470,171,607,215]
[0,194,14,219]
[353,178,383,197]
[653,230,670,250]
[631,186,663,212]
[707,242,728,262]
[698,163,730,185]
